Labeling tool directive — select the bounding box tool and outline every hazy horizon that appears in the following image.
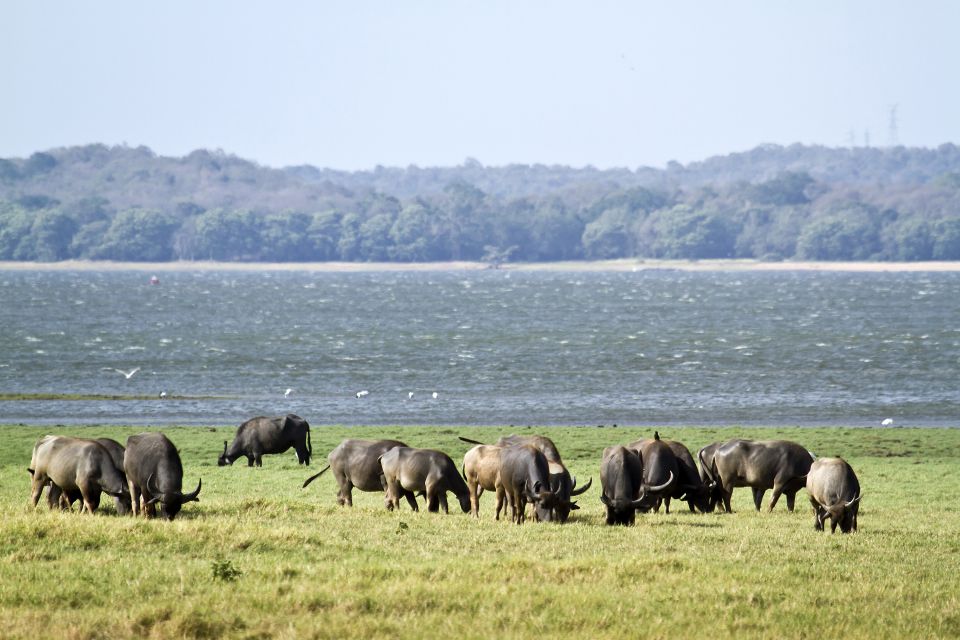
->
[4,2,959,172]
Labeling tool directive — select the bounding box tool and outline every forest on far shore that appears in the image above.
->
[2,142,960,263]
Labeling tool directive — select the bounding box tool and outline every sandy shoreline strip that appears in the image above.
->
[2,259,960,273]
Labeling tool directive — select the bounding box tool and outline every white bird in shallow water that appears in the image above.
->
[881,418,894,426]
[112,367,140,379]
[284,388,293,398]
[356,390,369,398]
[408,392,414,400]
[432,391,438,399]
[158,391,167,399]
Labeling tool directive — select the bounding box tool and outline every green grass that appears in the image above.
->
[1,424,959,639]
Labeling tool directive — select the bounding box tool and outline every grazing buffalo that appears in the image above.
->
[462,444,505,518]
[697,441,733,512]
[806,457,861,533]
[302,439,412,508]
[460,434,590,522]
[219,414,312,467]
[627,436,681,513]
[497,445,560,524]
[600,446,649,525]
[379,447,471,514]
[124,433,201,520]
[27,435,129,514]
[711,439,814,512]
[663,439,712,513]
[52,438,132,515]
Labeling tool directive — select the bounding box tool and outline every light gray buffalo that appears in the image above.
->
[302,439,412,508]
[379,447,471,514]
[124,432,201,520]
[627,436,680,513]
[219,414,312,467]
[28,435,130,514]
[710,439,814,512]
[497,445,560,524]
[462,444,505,518]
[50,438,132,515]
[460,434,591,522]
[599,446,670,525]
[806,457,861,533]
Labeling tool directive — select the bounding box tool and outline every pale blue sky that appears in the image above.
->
[3,2,958,170]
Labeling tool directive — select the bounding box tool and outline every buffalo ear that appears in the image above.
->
[569,502,580,511]
[27,468,35,475]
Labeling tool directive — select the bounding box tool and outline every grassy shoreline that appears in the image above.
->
[2,423,958,639]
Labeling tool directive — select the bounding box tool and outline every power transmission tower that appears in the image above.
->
[888,104,900,146]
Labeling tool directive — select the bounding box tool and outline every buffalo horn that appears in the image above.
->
[570,476,593,496]
[644,470,674,494]
[630,488,649,509]
[845,494,862,507]
[181,478,202,503]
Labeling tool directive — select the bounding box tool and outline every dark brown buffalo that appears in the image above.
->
[711,439,814,512]
[497,445,560,524]
[379,447,471,514]
[599,446,671,525]
[806,457,861,533]
[219,414,311,467]
[302,438,413,508]
[627,436,682,513]
[124,432,201,520]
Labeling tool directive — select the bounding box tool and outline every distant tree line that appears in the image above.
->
[2,144,960,262]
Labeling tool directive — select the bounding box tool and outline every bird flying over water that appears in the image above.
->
[112,367,140,379]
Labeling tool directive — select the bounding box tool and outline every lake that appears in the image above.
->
[1,268,958,427]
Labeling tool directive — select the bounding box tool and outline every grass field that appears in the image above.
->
[1,424,958,639]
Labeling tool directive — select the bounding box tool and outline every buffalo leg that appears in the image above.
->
[752,487,766,511]
[468,481,480,517]
[128,481,141,516]
[810,497,822,530]
[403,490,419,511]
[255,454,263,467]
[663,497,671,514]
[495,486,506,521]
[246,455,254,467]
[785,491,797,512]
[30,474,48,508]
[768,486,785,512]
[438,492,449,514]
[721,489,733,513]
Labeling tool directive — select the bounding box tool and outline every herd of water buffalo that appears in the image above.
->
[27,413,863,533]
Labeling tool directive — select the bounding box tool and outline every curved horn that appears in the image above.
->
[180,478,201,503]
[458,436,485,445]
[630,487,649,509]
[570,476,593,496]
[845,494,862,507]
[644,470,674,495]
[302,465,331,488]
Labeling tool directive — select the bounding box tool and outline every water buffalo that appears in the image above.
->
[697,440,733,512]
[627,437,681,513]
[219,414,311,467]
[462,444,505,518]
[497,445,560,524]
[124,432,201,520]
[51,438,132,515]
[662,439,712,513]
[806,457,861,533]
[600,446,649,525]
[379,447,471,514]
[460,434,591,522]
[302,439,413,508]
[27,435,129,514]
[711,439,814,512]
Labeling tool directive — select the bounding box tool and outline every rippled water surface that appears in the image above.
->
[1,269,958,426]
